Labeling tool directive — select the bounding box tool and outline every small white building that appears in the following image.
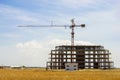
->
[65,63,78,71]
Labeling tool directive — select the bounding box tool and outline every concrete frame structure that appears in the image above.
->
[46,45,114,70]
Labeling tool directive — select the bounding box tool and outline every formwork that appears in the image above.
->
[46,45,114,70]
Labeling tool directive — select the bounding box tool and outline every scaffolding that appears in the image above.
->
[46,45,114,70]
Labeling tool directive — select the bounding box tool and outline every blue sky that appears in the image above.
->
[0,0,120,67]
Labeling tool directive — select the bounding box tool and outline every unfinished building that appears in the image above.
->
[46,45,114,70]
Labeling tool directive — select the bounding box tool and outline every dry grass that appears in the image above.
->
[0,69,120,80]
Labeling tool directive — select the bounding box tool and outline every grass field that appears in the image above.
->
[0,69,120,80]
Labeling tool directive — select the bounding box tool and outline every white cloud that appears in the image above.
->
[49,39,70,45]
[49,39,95,46]
[16,39,96,56]
[15,40,49,66]
[16,40,42,49]
[0,45,48,67]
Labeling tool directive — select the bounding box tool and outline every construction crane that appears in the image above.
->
[18,19,85,63]
[18,19,85,47]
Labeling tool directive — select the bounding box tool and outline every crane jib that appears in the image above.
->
[18,19,85,47]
